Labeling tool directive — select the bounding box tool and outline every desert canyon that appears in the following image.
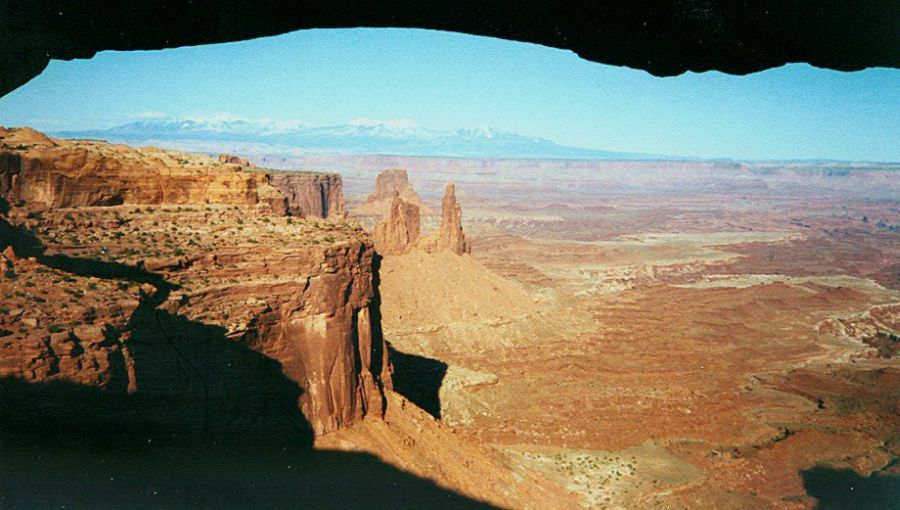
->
[1,126,899,509]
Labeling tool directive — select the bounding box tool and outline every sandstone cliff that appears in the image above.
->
[354,168,431,216]
[177,227,390,434]
[422,183,470,255]
[372,193,420,255]
[0,127,289,213]
[270,172,347,219]
[217,152,249,166]
[1,192,389,436]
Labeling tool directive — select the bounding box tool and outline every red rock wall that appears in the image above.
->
[270,173,346,219]
[0,127,287,213]
[187,240,391,434]
[373,194,420,255]
[0,235,391,435]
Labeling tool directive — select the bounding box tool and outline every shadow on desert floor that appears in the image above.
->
[388,344,448,419]
[802,465,900,510]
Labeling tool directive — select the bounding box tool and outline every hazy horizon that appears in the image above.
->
[0,28,897,161]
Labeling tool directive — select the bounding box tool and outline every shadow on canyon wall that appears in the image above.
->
[0,213,497,509]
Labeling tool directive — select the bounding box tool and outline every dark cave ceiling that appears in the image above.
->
[1,0,898,98]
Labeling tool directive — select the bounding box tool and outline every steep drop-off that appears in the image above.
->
[0,127,287,212]
[1,195,389,436]
[0,137,586,507]
[270,172,346,219]
[1,127,348,220]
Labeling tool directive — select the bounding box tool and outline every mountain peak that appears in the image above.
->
[52,117,669,160]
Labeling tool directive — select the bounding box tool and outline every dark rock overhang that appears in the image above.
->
[1,0,898,98]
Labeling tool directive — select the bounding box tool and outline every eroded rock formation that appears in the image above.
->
[373,193,420,255]
[370,169,415,202]
[367,178,469,257]
[0,128,351,220]
[0,206,391,435]
[179,231,390,434]
[0,133,390,436]
[355,168,431,216]
[270,172,346,219]
[217,153,249,166]
[0,127,288,213]
[423,183,470,255]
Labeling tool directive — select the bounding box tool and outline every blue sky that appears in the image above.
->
[0,28,897,161]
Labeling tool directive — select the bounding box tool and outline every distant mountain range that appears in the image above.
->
[52,118,671,160]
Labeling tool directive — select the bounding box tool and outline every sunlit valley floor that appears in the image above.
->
[338,160,900,509]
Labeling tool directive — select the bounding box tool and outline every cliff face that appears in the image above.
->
[373,193,420,256]
[176,234,390,434]
[354,168,431,216]
[1,187,389,436]
[217,153,249,166]
[423,183,470,255]
[270,173,346,219]
[0,127,288,213]
[370,169,413,202]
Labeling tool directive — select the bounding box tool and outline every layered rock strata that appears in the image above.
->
[1,197,389,436]
[270,172,346,219]
[0,127,288,213]
[1,127,349,220]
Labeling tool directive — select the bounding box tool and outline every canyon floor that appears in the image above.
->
[345,170,900,509]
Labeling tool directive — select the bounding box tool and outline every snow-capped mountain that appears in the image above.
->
[52,118,667,160]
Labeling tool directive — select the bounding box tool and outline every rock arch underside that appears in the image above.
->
[1,1,899,97]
